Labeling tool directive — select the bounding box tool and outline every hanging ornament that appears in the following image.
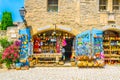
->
[43,33,46,36]
[59,33,61,36]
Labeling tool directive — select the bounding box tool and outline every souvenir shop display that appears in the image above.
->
[103,30,120,64]
[18,28,31,69]
[31,30,75,66]
[92,29,103,55]
[76,28,104,67]
[33,31,72,54]
[76,55,104,67]
[76,30,91,56]
[33,35,59,53]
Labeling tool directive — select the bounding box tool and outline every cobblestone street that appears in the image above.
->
[0,65,120,80]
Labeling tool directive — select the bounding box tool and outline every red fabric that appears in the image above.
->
[34,37,41,53]
[56,44,60,53]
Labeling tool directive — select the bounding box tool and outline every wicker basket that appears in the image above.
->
[77,61,83,67]
[94,63,99,67]
[82,61,88,67]
[99,63,104,67]
[59,61,64,65]
[71,62,76,66]
[16,67,21,70]
[88,62,94,67]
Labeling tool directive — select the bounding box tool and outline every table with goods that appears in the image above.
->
[29,53,62,67]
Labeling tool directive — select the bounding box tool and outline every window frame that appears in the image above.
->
[99,0,108,12]
[47,0,58,12]
[113,0,120,12]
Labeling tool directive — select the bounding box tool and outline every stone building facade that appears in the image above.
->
[25,0,120,35]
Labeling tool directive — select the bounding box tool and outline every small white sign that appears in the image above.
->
[103,24,120,30]
[10,29,15,33]
[37,26,50,31]
[11,34,17,38]
[108,13,115,21]
[58,26,72,31]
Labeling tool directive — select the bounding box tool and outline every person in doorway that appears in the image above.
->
[61,47,65,61]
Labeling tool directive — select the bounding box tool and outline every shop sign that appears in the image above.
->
[103,24,120,30]
[108,13,115,21]
[58,26,72,32]
[9,29,15,33]
[37,26,50,31]
[11,34,17,38]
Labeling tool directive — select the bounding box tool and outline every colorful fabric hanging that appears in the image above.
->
[62,39,67,47]
[56,39,60,53]
[100,51,104,59]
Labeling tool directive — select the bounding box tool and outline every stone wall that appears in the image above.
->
[0,30,6,37]
[0,30,6,53]
[0,26,20,53]
[25,0,120,35]
[7,26,19,41]
[25,0,80,35]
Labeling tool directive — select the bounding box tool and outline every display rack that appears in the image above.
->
[76,30,91,56]
[92,29,103,56]
[76,29,104,67]
[103,31,120,64]
[30,53,62,67]
[18,28,31,69]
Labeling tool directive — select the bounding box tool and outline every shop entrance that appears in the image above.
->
[33,30,75,61]
[103,30,120,64]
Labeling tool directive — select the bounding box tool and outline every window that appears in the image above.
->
[99,0,107,11]
[48,0,58,12]
[113,0,120,11]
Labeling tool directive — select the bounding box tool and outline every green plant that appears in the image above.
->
[0,53,3,63]
[0,24,1,30]
[1,12,13,30]
[0,37,13,49]
[2,40,21,68]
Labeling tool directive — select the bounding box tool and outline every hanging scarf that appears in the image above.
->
[62,39,67,47]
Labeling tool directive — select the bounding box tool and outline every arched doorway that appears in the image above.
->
[33,30,75,61]
[103,30,120,64]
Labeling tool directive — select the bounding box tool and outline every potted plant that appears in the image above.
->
[0,53,3,68]
[0,37,13,50]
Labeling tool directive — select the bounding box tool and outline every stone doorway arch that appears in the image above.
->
[102,24,120,64]
[32,29,76,61]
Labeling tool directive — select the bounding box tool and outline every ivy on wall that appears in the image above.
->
[0,12,13,30]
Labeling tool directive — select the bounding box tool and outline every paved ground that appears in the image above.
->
[0,65,120,80]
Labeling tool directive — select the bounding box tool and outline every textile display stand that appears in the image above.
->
[76,28,104,68]
[16,28,31,70]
